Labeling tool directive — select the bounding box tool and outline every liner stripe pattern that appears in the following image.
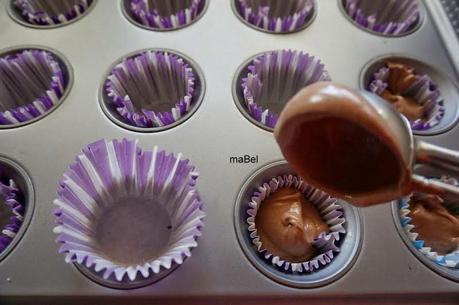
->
[14,0,93,26]
[236,0,314,33]
[0,50,65,125]
[247,174,346,273]
[242,50,330,128]
[130,0,205,30]
[105,51,196,128]
[368,64,445,131]
[343,0,420,36]
[53,139,205,282]
[399,177,459,268]
[0,179,24,254]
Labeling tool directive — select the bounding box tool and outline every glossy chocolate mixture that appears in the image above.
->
[409,193,459,255]
[255,187,329,262]
[379,62,427,121]
[275,82,410,206]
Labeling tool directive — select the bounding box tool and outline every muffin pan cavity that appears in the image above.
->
[0,156,34,262]
[8,0,96,28]
[234,161,362,288]
[360,55,459,136]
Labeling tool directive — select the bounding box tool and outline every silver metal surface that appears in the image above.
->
[7,0,99,29]
[99,47,206,133]
[0,0,459,303]
[426,0,459,77]
[234,160,362,288]
[0,45,74,129]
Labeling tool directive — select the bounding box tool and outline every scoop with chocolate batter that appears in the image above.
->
[378,62,428,121]
[255,187,329,262]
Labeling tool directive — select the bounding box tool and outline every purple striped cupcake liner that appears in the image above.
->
[368,63,444,131]
[129,0,206,30]
[53,138,205,282]
[0,178,24,254]
[241,50,330,129]
[13,0,94,26]
[343,0,420,36]
[235,0,314,33]
[247,174,346,273]
[0,49,66,126]
[105,51,196,129]
[399,177,459,268]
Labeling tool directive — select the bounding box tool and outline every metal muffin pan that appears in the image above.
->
[1,0,459,303]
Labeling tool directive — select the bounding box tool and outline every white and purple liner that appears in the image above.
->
[129,0,206,30]
[13,0,94,26]
[343,0,420,36]
[241,49,330,129]
[0,49,66,126]
[235,0,314,33]
[105,50,196,129]
[0,178,24,254]
[53,138,205,282]
[247,174,346,273]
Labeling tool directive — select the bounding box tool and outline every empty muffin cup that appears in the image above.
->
[0,178,24,254]
[53,138,205,286]
[398,177,459,269]
[235,50,330,130]
[361,55,459,135]
[0,156,34,262]
[10,0,96,28]
[125,0,207,31]
[341,0,421,36]
[247,174,346,273]
[233,0,315,33]
[0,48,71,127]
[102,49,204,132]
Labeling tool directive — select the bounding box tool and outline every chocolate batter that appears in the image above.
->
[275,82,411,206]
[378,62,427,121]
[255,187,329,262]
[409,193,459,255]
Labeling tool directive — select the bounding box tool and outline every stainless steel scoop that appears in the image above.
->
[275,82,459,206]
[360,90,459,200]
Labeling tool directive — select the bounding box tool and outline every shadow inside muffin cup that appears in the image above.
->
[0,156,34,262]
[8,0,97,29]
[100,49,205,133]
[360,55,459,136]
[340,0,423,37]
[0,46,73,129]
[232,0,317,34]
[234,161,362,288]
[122,0,208,31]
[232,50,330,132]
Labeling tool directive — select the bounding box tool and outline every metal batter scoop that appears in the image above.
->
[275,82,459,207]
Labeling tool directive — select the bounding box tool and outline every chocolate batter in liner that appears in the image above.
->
[399,177,459,268]
[247,174,346,273]
[368,61,444,131]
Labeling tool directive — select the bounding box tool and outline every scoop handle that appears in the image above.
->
[412,140,459,198]
[415,140,459,172]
